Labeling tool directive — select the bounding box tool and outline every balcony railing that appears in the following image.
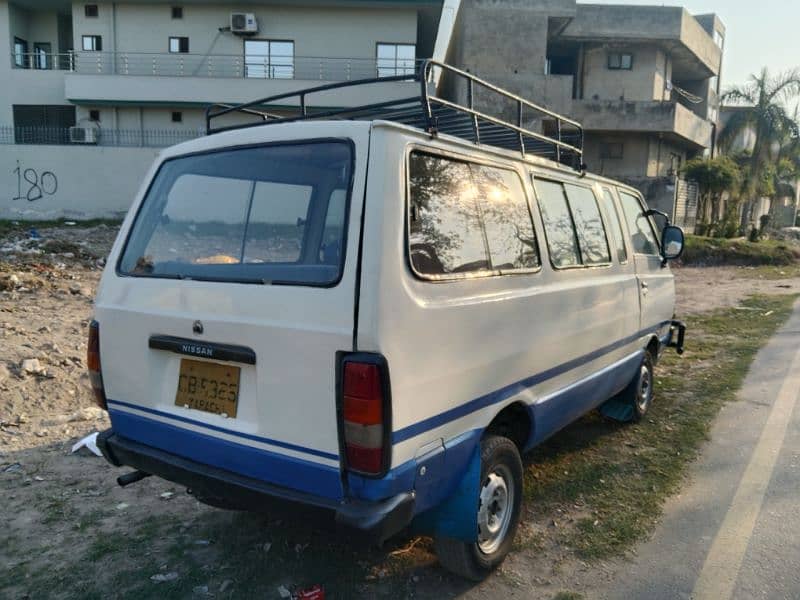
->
[1,126,204,147]
[11,51,422,81]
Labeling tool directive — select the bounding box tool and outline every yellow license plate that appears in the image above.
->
[175,359,240,417]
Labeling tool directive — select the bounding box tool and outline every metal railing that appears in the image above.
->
[11,51,422,81]
[0,126,204,147]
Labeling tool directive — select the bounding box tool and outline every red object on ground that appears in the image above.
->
[294,585,325,600]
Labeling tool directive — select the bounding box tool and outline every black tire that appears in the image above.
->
[618,350,655,422]
[434,435,523,581]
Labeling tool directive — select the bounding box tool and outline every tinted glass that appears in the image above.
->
[472,165,539,270]
[409,153,489,276]
[119,142,352,286]
[600,188,628,263]
[534,179,580,268]
[618,191,660,255]
[564,184,610,265]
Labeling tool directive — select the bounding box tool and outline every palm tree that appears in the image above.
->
[719,68,800,229]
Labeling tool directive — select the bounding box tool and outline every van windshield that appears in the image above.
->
[118,141,353,286]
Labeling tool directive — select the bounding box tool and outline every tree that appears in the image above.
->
[719,68,800,228]
[682,156,741,230]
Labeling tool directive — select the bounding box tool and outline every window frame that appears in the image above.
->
[608,52,633,71]
[14,37,28,68]
[84,4,98,17]
[243,39,295,79]
[82,35,102,51]
[617,188,662,257]
[114,138,356,289]
[405,146,542,283]
[168,36,189,54]
[171,6,183,19]
[376,42,417,77]
[88,109,100,122]
[531,176,613,271]
[171,111,183,123]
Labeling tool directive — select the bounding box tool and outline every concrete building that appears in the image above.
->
[447,0,725,230]
[1,0,458,218]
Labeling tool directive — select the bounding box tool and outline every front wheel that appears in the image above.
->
[434,435,523,581]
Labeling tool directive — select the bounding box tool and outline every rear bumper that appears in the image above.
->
[96,429,414,543]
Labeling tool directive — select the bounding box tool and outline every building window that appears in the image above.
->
[14,37,28,68]
[608,52,633,70]
[89,109,100,122]
[713,30,724,49]
[171,6,183,19]
[600,142,624,159]
[376,42,416,77]
[169,37,189,53]
[244,40,294,79]
[171,111,183,123]
[33,43,52,70]
[85,4,98,17]
[82,35,102,51]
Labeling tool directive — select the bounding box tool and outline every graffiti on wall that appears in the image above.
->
[12,160,58,202]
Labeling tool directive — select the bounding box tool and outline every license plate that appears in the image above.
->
[175,359,240,417]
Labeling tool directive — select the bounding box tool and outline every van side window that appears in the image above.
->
[408,152,539,278]
[533,179,581,268]
[563,184,611,265]
[600,187,628,263]
[618,191,660,256]
[471,164,539,271]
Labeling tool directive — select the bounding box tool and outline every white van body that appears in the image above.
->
[93,116,683,577]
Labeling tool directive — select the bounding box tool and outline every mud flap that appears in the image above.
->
[409,444,481,542]
[599,397,635,422]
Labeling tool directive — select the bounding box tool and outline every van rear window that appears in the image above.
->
[118,141,353,286]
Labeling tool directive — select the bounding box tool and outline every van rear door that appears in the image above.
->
[95,133,366,501]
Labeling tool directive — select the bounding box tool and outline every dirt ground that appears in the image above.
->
[2,225,798,599]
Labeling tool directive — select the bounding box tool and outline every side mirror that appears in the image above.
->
[661,225,685,262]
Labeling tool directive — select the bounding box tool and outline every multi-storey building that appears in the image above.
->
[0,0,457,217]
[448,0,725,229]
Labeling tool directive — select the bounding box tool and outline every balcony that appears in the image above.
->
[13,51,423,108]
[570,100,713,149]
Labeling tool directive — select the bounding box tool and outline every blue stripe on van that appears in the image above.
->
[391,322,670,444]
[105,399,339,461]
[107,409,344,500]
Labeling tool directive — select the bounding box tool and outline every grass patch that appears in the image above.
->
[525,294,797,558]
[682,235,800,267]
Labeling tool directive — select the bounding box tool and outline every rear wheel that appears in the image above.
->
[434,435,523,581]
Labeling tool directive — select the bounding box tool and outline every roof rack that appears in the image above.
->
[205,60,584,169]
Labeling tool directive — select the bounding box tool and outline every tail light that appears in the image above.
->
[87,320,107,410]
[340,356,390,476]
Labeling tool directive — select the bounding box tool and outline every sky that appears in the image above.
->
[589,0,800,91]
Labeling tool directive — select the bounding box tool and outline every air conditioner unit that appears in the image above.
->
[69,126,98,144]
[230,13,258,34]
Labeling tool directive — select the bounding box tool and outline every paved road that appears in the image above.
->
[595,299,800,600]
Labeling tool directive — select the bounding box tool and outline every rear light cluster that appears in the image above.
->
[87,320,108,410]
[341,357,390,476]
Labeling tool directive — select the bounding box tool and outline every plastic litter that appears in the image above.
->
[71,432,102,457]
[150,572,179,583]
[294,584,325,599]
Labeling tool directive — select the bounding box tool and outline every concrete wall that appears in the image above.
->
[0,143,159,219]
[582,44,667,102]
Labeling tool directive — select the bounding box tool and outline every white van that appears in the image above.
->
[91,62,686,580]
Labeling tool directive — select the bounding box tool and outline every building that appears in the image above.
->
[447,0,725,230]
[0,0,458,218]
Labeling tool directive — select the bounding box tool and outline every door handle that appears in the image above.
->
[641,281,649,295]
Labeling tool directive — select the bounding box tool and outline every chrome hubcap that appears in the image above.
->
[637,364,652,411]
[477,465,514,555]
